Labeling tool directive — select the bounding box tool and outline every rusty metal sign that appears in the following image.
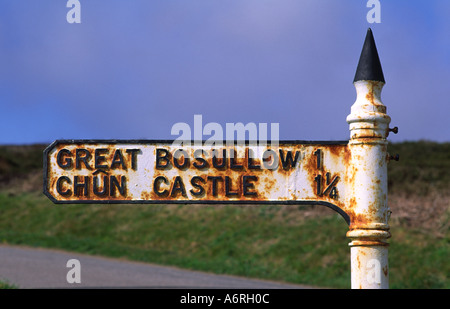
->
[41,29,397,289]
[44,140,350,223]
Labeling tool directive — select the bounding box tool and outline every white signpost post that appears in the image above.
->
[44,29,397,289]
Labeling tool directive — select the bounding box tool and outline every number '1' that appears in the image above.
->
[314,149,322,169]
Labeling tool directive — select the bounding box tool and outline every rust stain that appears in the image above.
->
[141,191,151,200]
[264,177,277,193]
[365,90,375,104]
[382,266,388,277]
[328,145,340,157]
[349,212,371,230]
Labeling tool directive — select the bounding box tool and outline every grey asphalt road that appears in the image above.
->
[0,245,312,289]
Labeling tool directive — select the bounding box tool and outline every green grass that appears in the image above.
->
[0,144,44,179]
[0,192,447,289]
[0,280,18,289]
[387,141,450,196]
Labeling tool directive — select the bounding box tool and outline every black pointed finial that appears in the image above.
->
[353,28,385,83]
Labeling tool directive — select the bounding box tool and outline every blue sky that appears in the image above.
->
[1,1,449,144]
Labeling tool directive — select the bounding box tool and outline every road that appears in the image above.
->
[0,245,311,289]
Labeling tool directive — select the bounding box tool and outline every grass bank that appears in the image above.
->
[0,192,447,288]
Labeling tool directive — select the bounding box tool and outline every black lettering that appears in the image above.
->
[171,176,186,197]
[247,149,260,169]
[74,175,89,196]
[93,175,108,196]
[126,149,141,170]
[76,149,91,169]
[326,172,331,185]
[190,176,205,197]
[279,150,300,170]
[110,175,126,196]
[229,149,243,170]
[314,174,322,196]
[262,149,278,170]
[110,149,126,169]
[212,149,227,169]
[207,176,222,196]
[225,176,238,196]
[243,175,257,196]
[156,148,171,169]
[330,187,338,199]
[314,149,322,169]
[153,176,169,197]
[94,148,109,169]
[57,149,73,169]
[193,149,208,169]
[173,149,189,170]
[56,176,72,196]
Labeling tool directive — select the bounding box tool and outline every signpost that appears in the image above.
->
[44,140,351,223]
[43,28,397,289]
